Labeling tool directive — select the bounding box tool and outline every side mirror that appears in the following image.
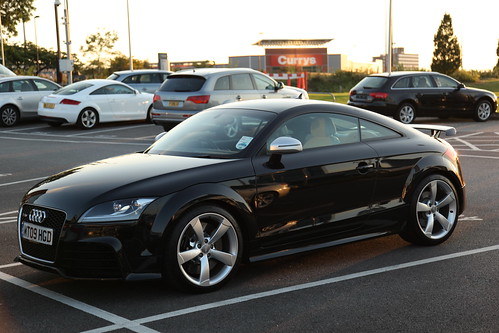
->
[267,137,302,169]
[456,83,465,90]
[154,132,167,141]
[269,136,303,154]
[275,81,284,92]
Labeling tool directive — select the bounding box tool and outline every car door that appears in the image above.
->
[251,112,379,246]
[432,74,471,112]
[252,73,281,99]
[411,74,444,115]
[98,84,142,121]
[11,79,40,115]
[230,73,260,102]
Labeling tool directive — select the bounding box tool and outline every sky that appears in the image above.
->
[9,0,499,71]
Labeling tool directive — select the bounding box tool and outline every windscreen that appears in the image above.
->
[146,108,276,158]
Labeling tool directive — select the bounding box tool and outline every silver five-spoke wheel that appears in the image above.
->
[395,103,416,124]
[165,206,242,292]
[474,100,492,122]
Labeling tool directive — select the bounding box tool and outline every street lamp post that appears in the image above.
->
[63,0,72,84]
[0,12,5,66]
[127,0,133,71]
[34,15,40,75]
[54,0,62,84]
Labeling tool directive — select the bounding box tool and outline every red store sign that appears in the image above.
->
[266,48,327,67]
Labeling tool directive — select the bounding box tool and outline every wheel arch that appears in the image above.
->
[150,183,257,257]
[401,155,465,216]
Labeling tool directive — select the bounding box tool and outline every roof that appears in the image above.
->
[253,39,333,47]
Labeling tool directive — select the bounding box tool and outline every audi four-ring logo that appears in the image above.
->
[29,209,47,223]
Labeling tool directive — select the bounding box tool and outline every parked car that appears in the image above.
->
[348,71,498,124]
[151,68,308,131]
[38,79,153,129]
[107,69,171,93]
[0,76,61,127]
[17,99,465,293]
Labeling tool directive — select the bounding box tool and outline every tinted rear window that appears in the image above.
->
[159,75,206,92]
[354,76,388,89]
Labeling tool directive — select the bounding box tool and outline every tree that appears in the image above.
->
[80,30,118,78]
[431,14,462,75]
[108,54,152,75]
[0,0,36,37]
[494,39,499,75]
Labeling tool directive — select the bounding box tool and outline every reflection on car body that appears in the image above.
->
[17,99,465,293]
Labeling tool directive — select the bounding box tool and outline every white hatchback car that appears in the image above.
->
[38,79,153,129]
[0,76,60,127]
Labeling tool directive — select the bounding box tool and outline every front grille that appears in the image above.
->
[19,204,66,263]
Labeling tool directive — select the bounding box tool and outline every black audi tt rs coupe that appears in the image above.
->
[17,99,466,292]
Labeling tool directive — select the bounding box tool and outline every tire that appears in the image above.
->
[400,174,459,246]
[146,105,153,123]
[77,108,98,129]
[0,105,20,127]
[473,100,492,122]
[395,103,416,124]
[163,205,243,293]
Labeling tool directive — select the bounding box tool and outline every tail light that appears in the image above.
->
[349,90,357,96]
[153,94,161,103]
[186,95,210,104]
[60,99,81,105]
[368,92,388,100]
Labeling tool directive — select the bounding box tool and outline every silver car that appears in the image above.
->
[0,76,61,127]
[151,68,308,131]
[107,69,172,94]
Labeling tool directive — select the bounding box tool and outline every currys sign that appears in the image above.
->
[266,48,327,69]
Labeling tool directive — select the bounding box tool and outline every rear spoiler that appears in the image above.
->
[408,124,457,138]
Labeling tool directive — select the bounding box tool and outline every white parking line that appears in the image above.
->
[2,245,498,332]
[67,124,153,137]
[0,270,160,333]
[0,136,148,146]
[0,176,47,187]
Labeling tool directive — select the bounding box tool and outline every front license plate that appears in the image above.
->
[21,222,53,245]
[43,103,55,109]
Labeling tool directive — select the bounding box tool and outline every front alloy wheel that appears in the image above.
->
[400,175,459,245]
[165,206,242,292]
[395,103,416,124]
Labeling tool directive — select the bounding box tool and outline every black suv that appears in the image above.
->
[348,72,497,123]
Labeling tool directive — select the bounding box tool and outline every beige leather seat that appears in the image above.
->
[304,117,340,149]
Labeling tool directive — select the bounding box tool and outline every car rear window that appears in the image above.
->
[54,82,94,95]
[159,75,206,92]
[354,76,388,89]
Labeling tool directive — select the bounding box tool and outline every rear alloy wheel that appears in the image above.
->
[395,103,416,124]
[400,175,459,246]
[164,206,242,293]
[77,108,98,129]
[473,100,492,122]
[1,105,20,127]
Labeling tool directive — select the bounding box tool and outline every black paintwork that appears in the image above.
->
[16,99,466,280]
[348,71,497,119]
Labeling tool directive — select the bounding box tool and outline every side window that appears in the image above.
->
[253,74,275,90]
[393,77,411,88]
[214,76,230,90]
[267,113,361,150]
[231,74,254,90]
[434,75,459,88]
[0,82,11,92]
[412,75,434,88]
[91,85,133,95]
[33,79,59,91]
[13,80,34,92]
[360,119,401,140]
[122,75,140,84]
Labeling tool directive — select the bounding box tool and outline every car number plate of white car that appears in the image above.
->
[21,222,53,245]
[43,103,56,109]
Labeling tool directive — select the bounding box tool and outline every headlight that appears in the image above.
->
[79,198,156,223]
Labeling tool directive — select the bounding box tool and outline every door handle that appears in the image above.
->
[356,162,375,173]
[262,94,267,99]
[236,95,242,101]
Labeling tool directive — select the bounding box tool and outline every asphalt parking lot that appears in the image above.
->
[1,118,499,332]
